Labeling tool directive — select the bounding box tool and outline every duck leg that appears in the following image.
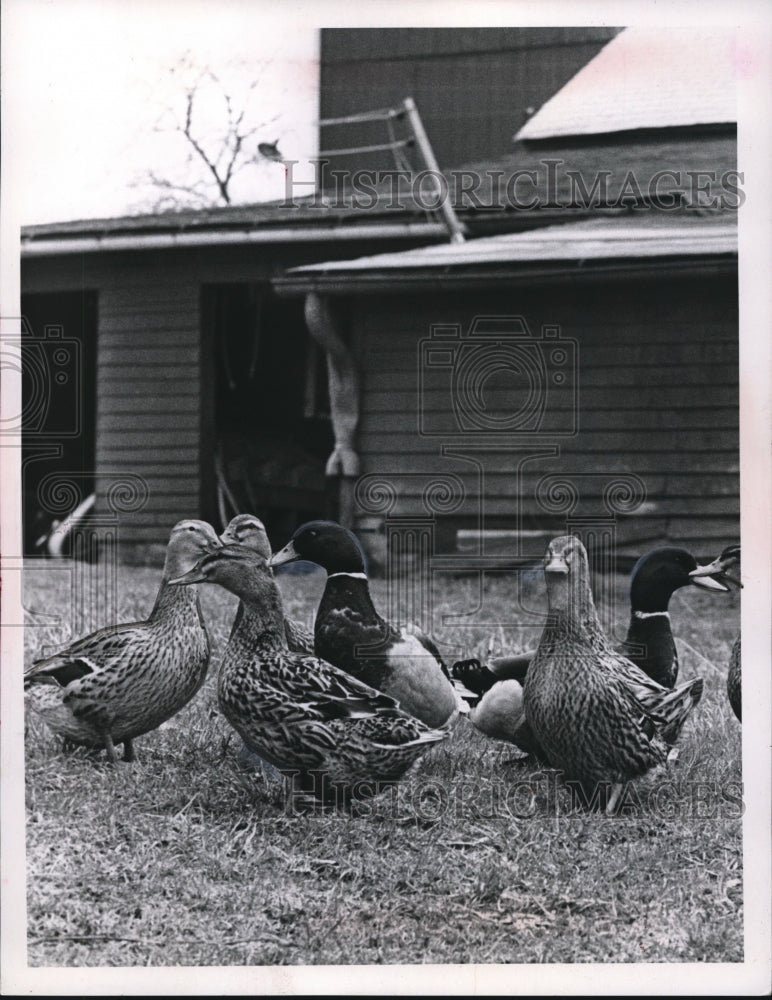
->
[605,782,625,816]
[123,739,135,763]
[103,732,120,765]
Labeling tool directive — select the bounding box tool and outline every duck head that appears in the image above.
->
[220,513,272,560]
[164,519,222,580]
[269,520,367,575]
[689,544,742,590]
[629,546,729,613]
[169,545,276,602]
[543,535,594,615]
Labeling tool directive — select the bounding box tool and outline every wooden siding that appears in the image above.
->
[352,274,739,559]
[95,267,202,547]
[319,28,623,179]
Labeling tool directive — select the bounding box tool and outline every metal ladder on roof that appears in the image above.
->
[317,97,466,244]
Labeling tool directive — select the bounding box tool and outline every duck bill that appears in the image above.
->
[268,540,299,567]
[688,561,730,592]
[168,566,208,586]
[691,574,729,592]
[219,528,236,546]
[544,553,570,575]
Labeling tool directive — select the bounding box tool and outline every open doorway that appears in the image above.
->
[20,291,98,555]
[202,284,335,548]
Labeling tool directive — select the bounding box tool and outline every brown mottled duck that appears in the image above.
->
[25,519,221,763]
[523,535,704,814]
[170,545,449,811]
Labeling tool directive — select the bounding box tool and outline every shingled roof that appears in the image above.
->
[516,27,737,141]
[274,213,737,295]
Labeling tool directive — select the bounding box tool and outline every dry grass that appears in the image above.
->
[22,556,743,967]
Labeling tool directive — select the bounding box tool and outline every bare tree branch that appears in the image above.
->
[138,55,286,209]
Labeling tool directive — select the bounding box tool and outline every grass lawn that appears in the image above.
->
[21,554,743,968]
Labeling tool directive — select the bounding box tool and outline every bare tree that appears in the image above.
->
[138,53,283,211]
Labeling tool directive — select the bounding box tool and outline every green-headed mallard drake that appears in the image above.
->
[454,546,728,697]
[24,519,221,763]
[523,535,704,814]
[617,546,728,687]
[457,545,724,756]
[220,513,315,654]
[269,520,467,729]
[690,544,742,721]
[170,545,448,811]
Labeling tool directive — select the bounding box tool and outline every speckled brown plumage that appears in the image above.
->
[727,636,741,721]
[24,519,221,763]
[220,513,315,654]
[523,536,703,809]
[171,545,448,810]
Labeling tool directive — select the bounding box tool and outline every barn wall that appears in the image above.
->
[21,252,207,556]
[319,27,623,179]
[21,241,404,557]
[351,273,739,560]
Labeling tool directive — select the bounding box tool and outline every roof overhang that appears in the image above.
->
[272,217,738,297]
[19,221,450,258]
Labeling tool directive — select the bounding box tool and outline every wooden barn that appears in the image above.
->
[19,26,739,567]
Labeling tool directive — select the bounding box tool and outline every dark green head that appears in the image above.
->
[630,546,728,613]
[269,520,367,575]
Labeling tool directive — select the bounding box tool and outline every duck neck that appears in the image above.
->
[630,578,673,614]
[235,577,287,648]
[320,571,380,623]
[149,578,201,621]
[545,606,609,647]
[544,573,610,649]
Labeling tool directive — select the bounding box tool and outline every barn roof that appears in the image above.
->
[21,128,736,257]
[274,214,737,295]
[516,27,737,141]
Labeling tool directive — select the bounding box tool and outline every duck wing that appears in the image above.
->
[24,621,150,688]
[265,650,408,722]
[604,648,703,743]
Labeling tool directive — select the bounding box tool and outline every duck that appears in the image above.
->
[522,535,704,814]
[220,513,315,654]
[169,545,448,810]
[24,519,221,763]
[454,546,728,696]
[268,520,468,729]
[690,544,742,721]
[617,546,729,687]
[453,545,727,755]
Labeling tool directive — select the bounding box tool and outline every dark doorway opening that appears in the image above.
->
[202,284,335,548]
[20,291,98,555]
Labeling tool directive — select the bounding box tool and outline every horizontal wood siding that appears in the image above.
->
[353,275,739,558]
[95,265,202,549]
[21,245,339,557]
